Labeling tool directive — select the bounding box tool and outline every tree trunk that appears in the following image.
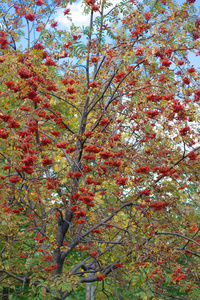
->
[85,272,95,300]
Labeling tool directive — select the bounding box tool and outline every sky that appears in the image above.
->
[54,0,199,28]
[1,0,199,62]
[52,0,199,66]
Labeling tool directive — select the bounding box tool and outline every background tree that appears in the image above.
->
[0,0,200,299]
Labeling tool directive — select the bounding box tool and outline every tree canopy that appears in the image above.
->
[0,0,200,299]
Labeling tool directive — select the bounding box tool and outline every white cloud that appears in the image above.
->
[55,0,122,28]
[55,2,89,28]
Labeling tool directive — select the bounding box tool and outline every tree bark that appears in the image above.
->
[85,273,95,300]
[85,262,97,300]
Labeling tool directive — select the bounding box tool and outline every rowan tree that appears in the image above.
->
[0,0,200,299]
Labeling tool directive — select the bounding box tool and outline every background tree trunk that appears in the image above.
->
[2,287,9,300]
